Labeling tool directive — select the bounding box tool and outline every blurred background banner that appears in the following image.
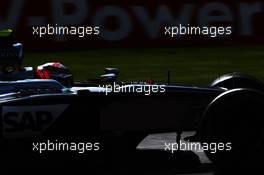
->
[0,0,263,49]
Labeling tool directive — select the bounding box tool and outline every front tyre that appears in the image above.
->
[200,89,264,169]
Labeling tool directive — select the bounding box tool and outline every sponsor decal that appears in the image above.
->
[2,104,68,138]
[0,0,263,48]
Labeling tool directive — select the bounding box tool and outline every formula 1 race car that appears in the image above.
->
[1,29,264,169]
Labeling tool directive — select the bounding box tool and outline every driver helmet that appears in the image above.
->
[36,62,73,86]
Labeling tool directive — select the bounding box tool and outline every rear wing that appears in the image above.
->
[0,29,14,45]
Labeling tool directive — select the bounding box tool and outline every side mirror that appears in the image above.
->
[104,68,119,75]
[100,73,117,83]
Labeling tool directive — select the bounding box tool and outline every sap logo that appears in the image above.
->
[2,105,68,138]
[4,111,53,132]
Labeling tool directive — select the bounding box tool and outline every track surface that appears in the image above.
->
[136,132,215,175]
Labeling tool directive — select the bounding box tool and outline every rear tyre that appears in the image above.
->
[200,89,264,169]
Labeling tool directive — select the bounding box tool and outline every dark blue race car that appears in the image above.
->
[1,29,264,169]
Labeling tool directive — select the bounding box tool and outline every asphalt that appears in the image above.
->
[135,131,215,175]
[5,131,258,174]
